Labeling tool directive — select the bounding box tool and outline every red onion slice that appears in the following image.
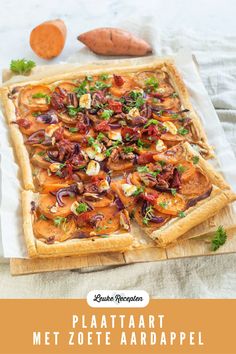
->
[114,196,125,211]
[141,201,165,223]
[186,187,212,208]
[55,184,78,207]
[36,110,59,124]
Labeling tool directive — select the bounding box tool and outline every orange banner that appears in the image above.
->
[0,299,235,354]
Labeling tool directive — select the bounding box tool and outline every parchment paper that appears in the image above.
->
[1,50,236,258]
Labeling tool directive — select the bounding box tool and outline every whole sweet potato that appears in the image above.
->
[30,19,67,60]
[77,27,152,56]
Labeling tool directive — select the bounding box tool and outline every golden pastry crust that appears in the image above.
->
[22,190,133,258]
[149,142,236,246]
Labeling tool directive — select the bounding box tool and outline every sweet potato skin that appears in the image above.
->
[77,27,152,56]
[30,19,67,60]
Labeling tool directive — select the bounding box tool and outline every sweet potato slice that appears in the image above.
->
[77,27,152,56]
[38,194,75,219]
[30,19,67,60]
[154,192,186,216]
[30,150,51,169]
[109,76,135,97]
[18,113,48,135]
[19,85,51,111]
[181,171,211,197]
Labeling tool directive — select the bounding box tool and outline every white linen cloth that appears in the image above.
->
[1,26,236,298]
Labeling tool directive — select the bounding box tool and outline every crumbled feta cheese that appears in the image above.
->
[94,153,106,162]
[107,130,122,141]
[98,179,110,193]
[121,183,137,197]
[128,107,140,118]
[50,205,58,213]
[70,201,80,216]
[79,93,91,109]
[155,139,166,152]
[49,163,61,173]
[163,121,177,135]
[86,160,100,176]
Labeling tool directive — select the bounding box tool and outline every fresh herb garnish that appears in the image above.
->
[145,77,159,92]
[171,92,179,98]
[144,119,158,128]
[32,111,42,117]
[39,214,48,220]
[97,132,105,141]
[69,127,79,133]
[105,141,121,157]
[53,216,67,227]
[171,188,177,196]
[67,105,80,117]
[76,203,89,214]
[178,127,189,135]
[211,226,227,251]
[74,80,88,97]
[178,211,186,218]
[87,137,100,152]
[101,109,113,120]
[137,166,149,173]
[100,73,109,81]
[136,139,150,149]
[37,151,46,156]
[192,156,199,164]
[123,146,134,154]
[86,75,93,82]
[159,201,168,209]
[129,91,145,108]
[177,165,186,174]
[90,81,111,91]
[133,186,144,196]
[32,92,51,104]
[143,205,154,225]
[159,160,166,167]
[10,58,36,75]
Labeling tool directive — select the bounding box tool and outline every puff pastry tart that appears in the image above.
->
[1,58,235,257]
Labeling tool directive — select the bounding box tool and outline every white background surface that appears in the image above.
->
[1,0,236,72]
[0,0,236,298]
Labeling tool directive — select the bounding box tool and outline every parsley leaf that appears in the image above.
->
[10,58,36,75]
[178,211,186,218]
[142,205,154,225]
[159,201,168,209]
[144,119,159,128]
[74,80,88,97]
[178,127,189,135]
[145,77,159,92]
[39,214,48,220]
[211,226,227,251]
[171,188,177,196]
[32,92,51,103]
[69,127,78,133]
[100,73,109,81]
[101,109,113,120]
[132,186,144,196]
[177,165,186,174]
[53,216,67,227]
[76,203,89,214]
[97,132,105,141]
[123,146,134,154]
[137,166,149,173]
[192,156,199,164]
